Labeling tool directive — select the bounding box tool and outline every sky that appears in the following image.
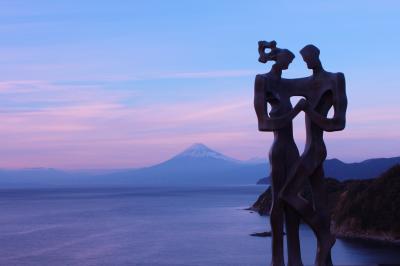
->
[0,0,400,169]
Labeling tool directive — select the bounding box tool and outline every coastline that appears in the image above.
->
[333,226,400,246]
[247,207,400,246]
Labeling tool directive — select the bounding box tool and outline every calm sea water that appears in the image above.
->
[0,186,399,266]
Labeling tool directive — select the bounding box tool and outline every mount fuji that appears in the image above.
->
[173,143,239,162]
[1,143,399,187]
[96,143,269,185]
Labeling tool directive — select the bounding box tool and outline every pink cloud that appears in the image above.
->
[0,79,399,169]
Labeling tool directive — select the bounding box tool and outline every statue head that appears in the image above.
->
[274,49,295,70]
[258,40,295,71]
[300,44,321,69]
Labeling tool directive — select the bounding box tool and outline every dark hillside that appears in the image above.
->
[251,165,400,243]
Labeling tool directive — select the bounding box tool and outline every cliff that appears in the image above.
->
[250,164,400,244]
[332,164,400,243]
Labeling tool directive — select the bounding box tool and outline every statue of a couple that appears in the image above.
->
[254,40,347,266]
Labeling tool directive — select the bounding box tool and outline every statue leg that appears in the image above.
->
[279,157,335,266]
[285,147,303,266]
[270,162,286,266]
[279,157,317,227]
[285,205,303,266]
[309,165,334,266]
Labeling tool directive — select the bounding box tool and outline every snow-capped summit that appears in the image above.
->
[174,143,238,162]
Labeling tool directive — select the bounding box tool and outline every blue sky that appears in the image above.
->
[0,1,399,168]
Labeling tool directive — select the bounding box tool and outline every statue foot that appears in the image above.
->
[287,252,303,266]
[287,260,303,266]
[326,251,333,266]
[271,259,285,266]
[315,233,335,266]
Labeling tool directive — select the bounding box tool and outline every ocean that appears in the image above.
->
[0,185,399,265]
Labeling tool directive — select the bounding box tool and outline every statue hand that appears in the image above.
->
[294,98,309,112]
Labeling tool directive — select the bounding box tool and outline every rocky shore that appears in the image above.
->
[250,164,400,245]
[333,226,400,245]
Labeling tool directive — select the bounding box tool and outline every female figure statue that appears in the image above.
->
[254,40,306,266]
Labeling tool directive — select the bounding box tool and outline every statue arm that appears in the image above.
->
[305,73,347,132]
[254,75,268,128]
[259,105,303,131]
[254,75,303,132]
[283,77,310,98]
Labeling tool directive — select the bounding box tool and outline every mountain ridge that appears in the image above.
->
[256,156,400,184]
[95,143,267,185]
[0,143,399,187]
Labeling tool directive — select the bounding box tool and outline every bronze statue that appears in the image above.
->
[254,41,347,266]
[254,41,305,266]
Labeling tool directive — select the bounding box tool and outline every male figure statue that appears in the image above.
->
[280,44,348,266]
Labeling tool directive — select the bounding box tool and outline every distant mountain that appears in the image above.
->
[256,157,400,184]
[0,143,269,187]
[174,143,239,162]
[256,176,270,184]
[95,143,268,185]
[244,157,267,165]
[1,144,399,187]
[324,157,400,180]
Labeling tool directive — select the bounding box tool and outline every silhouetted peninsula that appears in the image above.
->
[251,164,400,245]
